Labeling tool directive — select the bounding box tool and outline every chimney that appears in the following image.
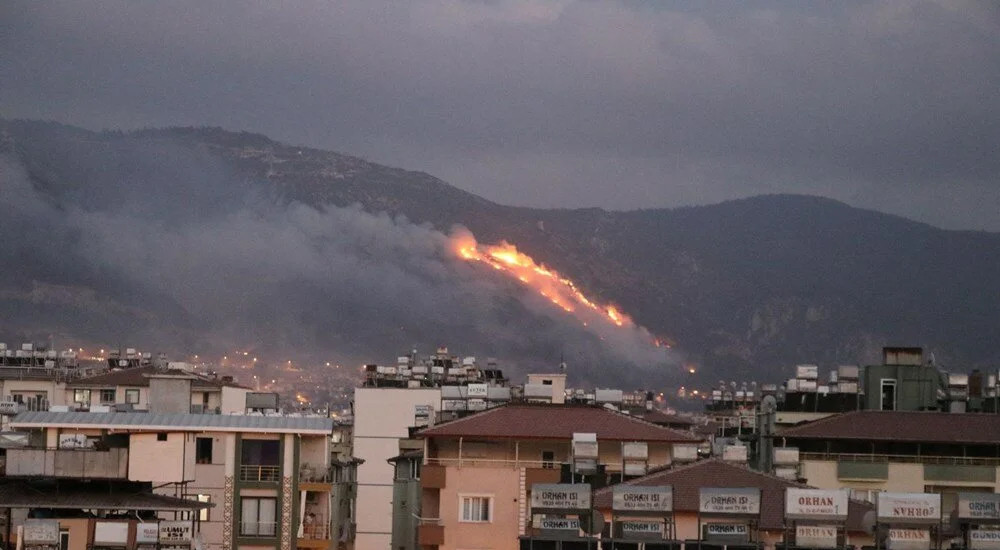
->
[148,374,194,414]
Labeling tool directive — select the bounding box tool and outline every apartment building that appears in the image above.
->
[776,410,1000,511]
[0,478,211,550]
[63,365,251,413]
[6,409,336,550]
[590,458,874,549]
[415,404,702,550]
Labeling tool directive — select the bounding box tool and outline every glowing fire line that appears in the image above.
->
[454,237,671,349]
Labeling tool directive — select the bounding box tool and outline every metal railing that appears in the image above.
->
[800,452,1000,466]
[300,521,330,540]
[239,464,280,482]
[425,457,563,469]
[240,522,277,537]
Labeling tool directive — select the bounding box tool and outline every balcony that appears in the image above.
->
[418,519,445,547]
[421,464,446,489]
[5,447,128,479]
[239,464,280,482]
[297,520,331,549]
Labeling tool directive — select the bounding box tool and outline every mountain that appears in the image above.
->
[2,119,999,384]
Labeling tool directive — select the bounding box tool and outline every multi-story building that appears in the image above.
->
[776,410,1000,511]
[415,403,703,550]
[590,458,875,549]
[6,401,336,550]
[62,365,251,414]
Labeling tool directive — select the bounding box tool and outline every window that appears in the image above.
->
[125,389,140,404]
[99,389,116,403]
[196,437,213,464]
[880,379,897,411]
[73,389,91,404]
[542,451,555,469]
[542,380,553,385]
[459,495,492,523]
[157,433,168,442]
[241,497,277,536]
[241,439,280,465]
[59,531,70,550]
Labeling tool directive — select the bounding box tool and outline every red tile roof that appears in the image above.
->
[593,459,873,531]
[777,410,1000,444]
[418,404,701,442]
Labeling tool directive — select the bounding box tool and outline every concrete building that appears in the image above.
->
[6,410,336,550]
[388,450,423,550]
[776,410,1000,511]
[591,459,875,549]
[353,387,441,550]
[415,404,702,550]
[63,365,251,414]
[0,478,211,550]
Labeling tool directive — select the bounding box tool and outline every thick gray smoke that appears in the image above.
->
[0,129,681,386]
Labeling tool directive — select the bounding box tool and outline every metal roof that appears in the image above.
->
[11,411,334,434]
[0,480,213,510]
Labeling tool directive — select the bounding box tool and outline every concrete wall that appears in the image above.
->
[353,387,440,550]
[149,377,194,414]
[2,379,65,405]
[129,432,193,482]
[222,386,251,414]
[438,466,520,550]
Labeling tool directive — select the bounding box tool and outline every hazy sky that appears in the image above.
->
[2,1,999,230]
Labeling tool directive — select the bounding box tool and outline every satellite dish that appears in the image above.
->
[579,510,605,536]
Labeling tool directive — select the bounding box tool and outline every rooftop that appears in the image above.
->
[592,458,872,531]
[11,410,334,435]
[66,365,250,389]
[777,410,1000,444]
[418,404,701,442]
[0,479,213,510]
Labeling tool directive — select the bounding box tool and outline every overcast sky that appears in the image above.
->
[2,1,998,230]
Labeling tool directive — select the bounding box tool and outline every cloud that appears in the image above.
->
[1,1,997,229]
[0,134,681,386]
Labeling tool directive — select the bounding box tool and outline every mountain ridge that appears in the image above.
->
[2,118,998,382]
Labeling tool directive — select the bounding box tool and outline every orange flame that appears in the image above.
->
[454,235,665,338]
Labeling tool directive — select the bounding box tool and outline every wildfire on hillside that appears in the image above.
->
[452,233,672,349]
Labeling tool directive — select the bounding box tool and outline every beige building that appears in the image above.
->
[591,459,875,549]
[353,387,441,550]
[776,410,1000,511]
[415,404,702,550]
[63,365,251,413]
[8,410,336,550]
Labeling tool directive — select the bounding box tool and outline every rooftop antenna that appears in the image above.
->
[559,351,567,373]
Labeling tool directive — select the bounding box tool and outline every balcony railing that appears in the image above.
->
[425,457,563,469]
[800,452,1000,467]
[240,522,277,537]
[239,465,280,482]
[301,521,330,540]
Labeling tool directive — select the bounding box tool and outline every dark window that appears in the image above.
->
[542,451,555,469]
[60,531,69,550]
[542,380,553,385]
[881,379,896,411]
[99,389,115,403]
[125,389,140,404]
[157,433,168,442]
[196,437,213,464]
[241,439,280,466]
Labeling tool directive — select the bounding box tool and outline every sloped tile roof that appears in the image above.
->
[777,410,1000,444]
[418,404,701,442]
[593,458,873,531]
